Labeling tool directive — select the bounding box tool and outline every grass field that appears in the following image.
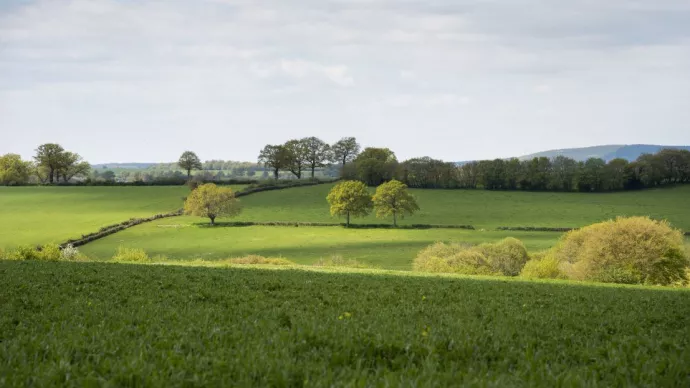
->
[0,186,246,249]
[231,184,690,230]
[80,221,562,269]
[1,261,688,386]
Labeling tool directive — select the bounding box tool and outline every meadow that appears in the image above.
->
[80,222,561,269]
[230,184,690,230]
[1,260,688,387]
[0,185,244,249]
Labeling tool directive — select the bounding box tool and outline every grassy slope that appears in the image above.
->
[80,222,561,269]
[1,261,688,387]
[230,184,690,230]
[0,186,242,248]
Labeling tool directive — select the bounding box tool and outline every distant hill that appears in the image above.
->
[518,144,690,162]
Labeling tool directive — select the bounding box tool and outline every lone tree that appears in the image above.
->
[184,183,241,225]
[326,180,373,227]
[178,151,202,178]
[284,139,309,179]
[331,137,360,168]
[372,179,419,227]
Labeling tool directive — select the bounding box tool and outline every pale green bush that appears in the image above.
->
[313,255,375,269]
[8,245,40,261]
[550,216,688,285]
[477,237,529,276]
[229,255,295,266]
[37,244,62,261]
[520,255,566,279]
[112,247,150,263]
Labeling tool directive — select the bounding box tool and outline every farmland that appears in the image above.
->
[1,260,688,386]
[81,222,561,269]
[230,183,690,230]
[0,185,244,249]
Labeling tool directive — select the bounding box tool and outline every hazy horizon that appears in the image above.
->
[2,0,689,164]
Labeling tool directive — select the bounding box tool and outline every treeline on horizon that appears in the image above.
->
[2,138,690,192]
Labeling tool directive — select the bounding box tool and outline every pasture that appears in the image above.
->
[0,185,244,249]
[231,184,690,230]
[80,222,561,270]
[1,261,688,386]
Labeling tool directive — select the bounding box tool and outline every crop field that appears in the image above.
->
[1,261,688,386]
[0,186,245,249]
[80,222,562,269]
[231,184,690,230]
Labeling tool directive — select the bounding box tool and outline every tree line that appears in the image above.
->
[0,144,90,185]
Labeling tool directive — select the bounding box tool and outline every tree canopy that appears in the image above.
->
[372,179,419,226]
[183,183,241,225]
[326,180,373,226]
[0,154,32,185]
[178,151,203,178]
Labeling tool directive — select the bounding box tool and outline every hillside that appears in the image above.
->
[518,144,690,162]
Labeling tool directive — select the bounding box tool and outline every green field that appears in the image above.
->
[81,222,561,269]
[0,186,244,249]
[1,261,688,386]
[231,184,690,230]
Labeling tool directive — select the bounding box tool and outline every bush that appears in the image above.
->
[520,255,566,279]
[477,237,529,276]
[112,247,150,263]
[312,255,376,269]
[37,244,62,261]
[226,255,294,266]
[8,245,40,261]
[413,242,501,276]
[549,216,688,285]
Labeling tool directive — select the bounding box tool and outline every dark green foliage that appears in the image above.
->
[1,261,689,386]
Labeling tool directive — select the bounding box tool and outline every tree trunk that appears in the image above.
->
[49,168,54,184]
[210,216,216,226]
[187,169,191,179]
[311,167,316,179]
[393,211,397,227]
[346,212,350,227]
[274,169,279,180]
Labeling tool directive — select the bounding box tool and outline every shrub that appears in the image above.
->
[60,244,82,261]
[413,242,501,276]
[549,216,688,285]
[477,237,529,276]
[37,244,62,261]
[520,255,566,279]
[312,255,376,269]
[112,247,150,263]
[8,245,40,261]
[227,255,294,266]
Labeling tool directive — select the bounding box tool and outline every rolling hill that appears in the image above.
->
[518,144,690,162]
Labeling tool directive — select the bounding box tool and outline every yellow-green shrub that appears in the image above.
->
[550,216,688,285]
[313,255,376,269]
[413,241,517,276]
[112,247,150,263]
[37,244,62,261]
[228,255,295,266]
[477,237,530,276]
[520,255,566,279]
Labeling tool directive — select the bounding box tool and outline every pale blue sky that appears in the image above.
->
[1,0,689,163]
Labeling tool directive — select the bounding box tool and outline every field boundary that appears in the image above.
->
[496,226,574,232]
[58,180,336,249]
[203,221,476,230]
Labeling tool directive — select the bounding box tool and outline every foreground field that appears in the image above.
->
[1,261,688,386]
[0,186,244,249]
[81,221,561,269]
[231,184,690,230]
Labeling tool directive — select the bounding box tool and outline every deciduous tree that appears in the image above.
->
[34,143,65,184]
[178,151,202,178]
[326,180,373,226]
[302,137,330,179]
[331,137,360,168]
[0,154,32,185]
[284,139,309,179]
[372,180,419,226]
[258,145,289,180]
[184,183,241,225]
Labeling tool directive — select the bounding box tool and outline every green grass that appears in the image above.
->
[0,186,244,249]
[81,219,562,270]
[1,261,688,386]
[231,184,690,230]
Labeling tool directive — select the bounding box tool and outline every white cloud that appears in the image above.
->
[1,0,689,163]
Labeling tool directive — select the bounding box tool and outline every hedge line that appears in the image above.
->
[496,226,575,232]
[58,179,336,248]
[59,210,184,248]
[203,221,475,230]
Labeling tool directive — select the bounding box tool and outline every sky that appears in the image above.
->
[1,0,689,164]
